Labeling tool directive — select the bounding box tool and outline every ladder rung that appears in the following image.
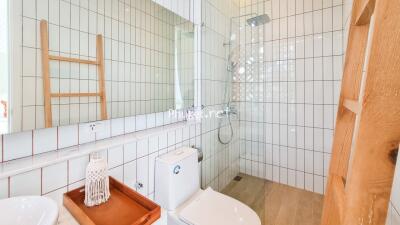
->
[343,99,361,114]
[49,55,98,65]
[355,0,376,25]
[332,175,346,222]
[51,93,101,97]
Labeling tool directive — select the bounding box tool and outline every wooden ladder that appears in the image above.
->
[321,0,400,224]
[40,20,107,128]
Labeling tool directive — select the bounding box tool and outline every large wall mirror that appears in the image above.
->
[0,0,195,134]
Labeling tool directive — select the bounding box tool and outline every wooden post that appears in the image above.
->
[40,20,52,128]
[39,20,108,127]
[96,35,107,120]
[342,0,400,223]
[321,0,400,224]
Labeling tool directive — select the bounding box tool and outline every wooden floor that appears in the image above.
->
[221,174,324,225]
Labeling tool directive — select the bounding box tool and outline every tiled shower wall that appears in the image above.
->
[236,0,347,194]
[199,0,241,191]
[14,0,180,132]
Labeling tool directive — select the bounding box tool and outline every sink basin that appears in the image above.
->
[0,196,59,225]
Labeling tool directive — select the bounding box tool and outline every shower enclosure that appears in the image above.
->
[218,13,270,145]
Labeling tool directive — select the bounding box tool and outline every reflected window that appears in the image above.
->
[174,22,194,110]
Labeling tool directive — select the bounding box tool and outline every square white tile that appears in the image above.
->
[111,118,125,137]
[125,116,136,133]
[95,120,111,140]
[108,146,124,168]
[109,165,123,182]
[137,138,149,158]
[69,156,89,184]
[3,131,32,161]
[123,160,137,190]
[137,156,149,196]
[33,127,57,154]
[0,178,8,199]
[10,170,41,197]
[58,125,78,149]
[42,162,68,194]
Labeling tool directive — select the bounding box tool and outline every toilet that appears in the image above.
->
[155,147,261,225]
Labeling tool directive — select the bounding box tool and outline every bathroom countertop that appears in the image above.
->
[58,206,79,225]
[0,121,191,179]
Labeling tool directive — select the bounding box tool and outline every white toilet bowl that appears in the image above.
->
[155,147,261,225]
[168,187,261,225]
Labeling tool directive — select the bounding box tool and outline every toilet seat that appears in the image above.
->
[177,187,261,225]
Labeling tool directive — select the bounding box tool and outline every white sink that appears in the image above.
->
[0,196,59,225]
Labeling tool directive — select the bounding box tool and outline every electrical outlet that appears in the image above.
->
[87,121,105,134]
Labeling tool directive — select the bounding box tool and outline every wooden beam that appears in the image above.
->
[332,175,346,223]
[50,93,101,97]
[320,0,371,223]
[49,55,98,65]
[343,0,400,223]
[355,0,376,26]
[40,20,53,128]
[343,99,361,114]
[96,35,108,120]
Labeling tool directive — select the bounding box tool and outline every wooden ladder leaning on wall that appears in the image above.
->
[321,0,400,224]
[40,20,107,128]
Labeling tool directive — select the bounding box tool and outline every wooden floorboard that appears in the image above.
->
[221,174,324,225]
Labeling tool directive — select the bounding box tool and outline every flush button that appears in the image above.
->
[173,165,181,174]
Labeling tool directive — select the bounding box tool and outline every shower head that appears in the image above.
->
[247,14,270,27]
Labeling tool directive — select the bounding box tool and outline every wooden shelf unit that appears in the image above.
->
[40,20,107,128]
[321,0,400,224]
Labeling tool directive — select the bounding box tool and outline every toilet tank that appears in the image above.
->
[155,147,199,211]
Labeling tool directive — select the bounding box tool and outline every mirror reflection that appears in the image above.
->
[0,0,194,134]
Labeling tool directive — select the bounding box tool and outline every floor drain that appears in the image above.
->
[234,176,242,181]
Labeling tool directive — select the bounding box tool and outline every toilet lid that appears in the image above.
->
[179,188,261,225]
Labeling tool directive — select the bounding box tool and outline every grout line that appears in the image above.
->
[7,176,10,198]
[1,135,3,163]
[40,167,43,195]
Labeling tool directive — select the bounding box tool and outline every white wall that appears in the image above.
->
[199,0,241,190]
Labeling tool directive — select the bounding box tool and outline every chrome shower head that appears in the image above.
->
[247,14,270,27]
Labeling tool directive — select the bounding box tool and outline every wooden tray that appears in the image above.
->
[64,177,161,225]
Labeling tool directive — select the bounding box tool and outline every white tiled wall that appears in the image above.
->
[1,121,201,205]
[235,0,346,194]
[13,0,189,132]
[199,0,241,190]
[1,111,185,161]
[0,0,241,216]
